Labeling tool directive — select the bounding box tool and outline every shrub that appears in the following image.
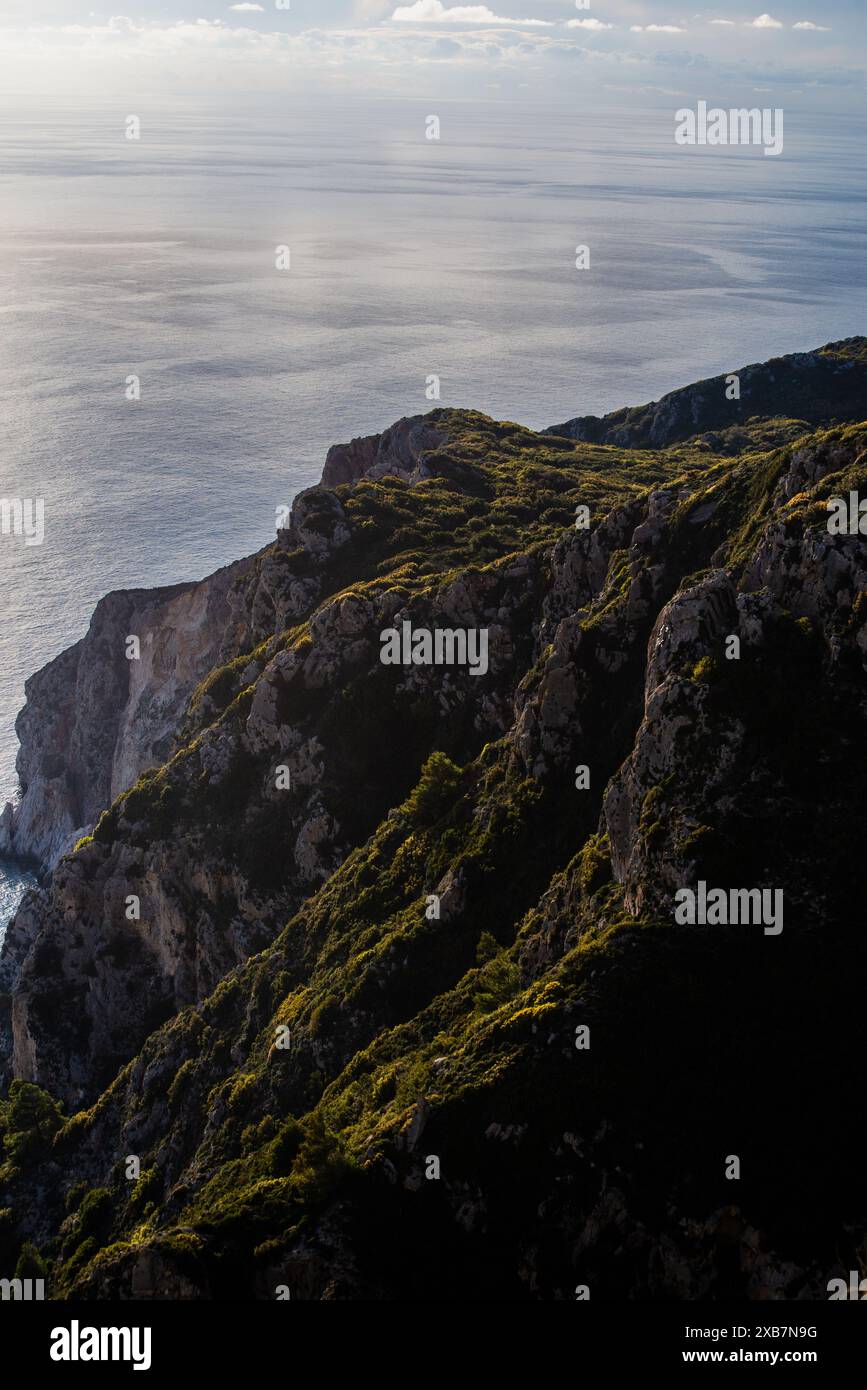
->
[474,949,521,1014]
[578,833,612,896]
[404,752,463,827]
[15,1241,47,1281]
[289,1113,351,1206]
[130,1167,163,1213]
[2,1082,64,1167]
[267,1118,303,1176]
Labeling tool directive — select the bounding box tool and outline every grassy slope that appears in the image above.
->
[1,402,866,1300]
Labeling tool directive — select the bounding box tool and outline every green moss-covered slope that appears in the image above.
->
[1,345,866,1300]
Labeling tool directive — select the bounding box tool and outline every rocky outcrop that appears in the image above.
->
[1,357,866,1303]
[741,434,867,644]
[548,338,867,451]
[602,571,743,916]
[1,414,464,877]
[0,540,542,1106]
[0,576,240,870]
[513,487,687,782]
[321,417,449,488]
[602,432,867,922]
[0,483,357,873]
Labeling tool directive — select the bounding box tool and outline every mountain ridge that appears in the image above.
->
[0,340,865,1300]
[547,337,867,453]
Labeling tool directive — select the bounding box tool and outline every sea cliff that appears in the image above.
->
[1,339,865,1299]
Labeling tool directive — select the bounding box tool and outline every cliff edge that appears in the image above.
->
[0,350,865,1300]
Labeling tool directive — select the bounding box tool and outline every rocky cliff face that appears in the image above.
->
[547,338,867,453]
[0,346,865,1301]
[0,416,459,877]
[321,418,449,489]
[0,569,253,871]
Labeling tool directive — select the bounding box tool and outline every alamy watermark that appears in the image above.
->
[50,1321,152,1371]
[828,1272,867,1300]
[674,882,784,935]
[380,622,489,676]
[675,101,783,157]
[0,497,44,546]
[827,491,867,535]
[1,1276,44,1300]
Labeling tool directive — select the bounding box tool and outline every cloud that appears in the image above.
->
[793,21,830,31]
[709,18,735,25]
[228,3,264,10]
[566,18,613,30]
[391,2,553,23]
[0,8,857,103]
[630,25,685,33]
[750,14,783,27]
[0,13,565,82]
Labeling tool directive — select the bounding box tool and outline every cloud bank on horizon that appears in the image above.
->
[0,0,860,103]
[391,2,553,22]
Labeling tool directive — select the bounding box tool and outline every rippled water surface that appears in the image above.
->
[1,96,865,928]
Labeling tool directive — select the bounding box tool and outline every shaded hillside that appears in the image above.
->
[1,346,865,1300]
[547,337,867,455]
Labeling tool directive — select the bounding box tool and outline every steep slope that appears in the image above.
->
[1,414,707,1107]
[547,336,867,454]
[0,350,865,1301]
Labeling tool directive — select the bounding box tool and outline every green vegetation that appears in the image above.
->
[0,1081,64,1171]
[2,368,866,1301]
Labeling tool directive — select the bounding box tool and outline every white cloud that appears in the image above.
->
[794,21,830,31]
[630,24,685,33]
[750,14,784,27]
[0,12,576,94]
[709,18,735,24]
[0,8,855,103]
[228,3,265,10]
[391,2,552,22]
[0,17,359,91]
[566,18,613,30]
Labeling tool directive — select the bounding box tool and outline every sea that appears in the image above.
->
[1,94,866,937]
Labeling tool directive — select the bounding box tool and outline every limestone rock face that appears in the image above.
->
[513,488,686,781]
[1,365,866,1301]
[542,495,645,633]
[0,481,364,873]
[0,557,271,870]
[1,579,228,868]
[2,411,399,876]
[285,488,351,560]
[602,432,867,921]
[0,527,536,1106]
[321,416,448,488]
[739,432,867,638]
[644,571,738,700]
[548,339,867,450]
[603,573,742,916]
[321,432,379,488]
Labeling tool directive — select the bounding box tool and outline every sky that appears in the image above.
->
[0,1,862,108]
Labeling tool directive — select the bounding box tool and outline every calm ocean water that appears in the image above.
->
[1,96,866,933]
